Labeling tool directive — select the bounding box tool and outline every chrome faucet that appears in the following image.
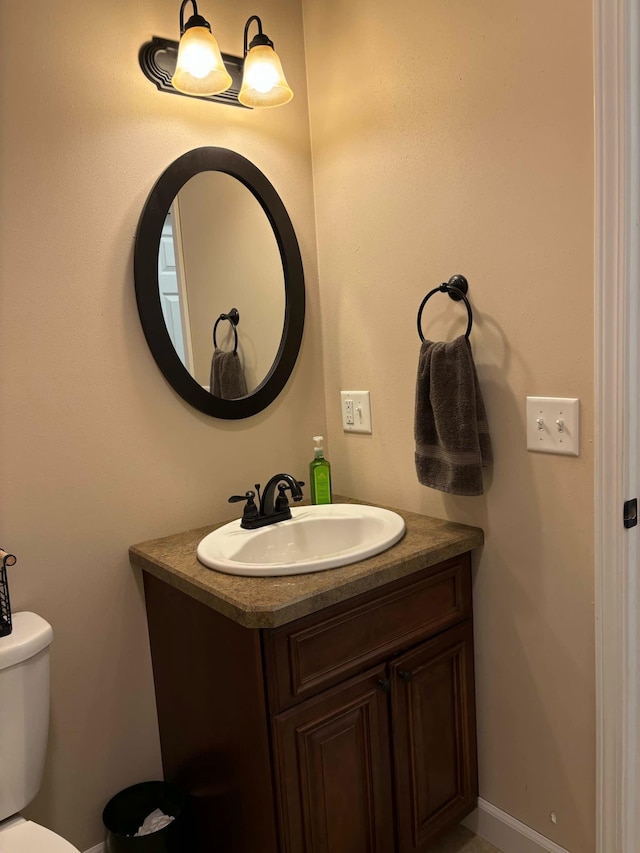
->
[228,473,304,529]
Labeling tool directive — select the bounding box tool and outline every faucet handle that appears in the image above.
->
[228,490,255,503]
[278,479,305,492]
[275,480,305,512]
[228,490,259,522]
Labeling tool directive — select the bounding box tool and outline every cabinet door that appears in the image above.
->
[391,620,477,852]
[272,664,395,853]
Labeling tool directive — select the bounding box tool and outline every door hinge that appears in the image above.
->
[624,498,638,529]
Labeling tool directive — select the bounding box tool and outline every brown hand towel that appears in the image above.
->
[210,348,248,400]
[414,335,492,496]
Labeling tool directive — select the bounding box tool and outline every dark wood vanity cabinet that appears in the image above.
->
[389,622,476,851]
[272,664,396,853]
[143,551,478,853]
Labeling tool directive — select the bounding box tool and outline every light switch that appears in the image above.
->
[341,391,372,434]
[526,397,579,456]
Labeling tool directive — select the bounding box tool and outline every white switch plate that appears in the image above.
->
[341,391,372,434]
[526,397,580,456]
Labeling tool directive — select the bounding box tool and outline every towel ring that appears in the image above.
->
[417,275,473,342]
[213,308,240,354]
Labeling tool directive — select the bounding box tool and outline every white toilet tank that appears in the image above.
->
[0,612,54,821]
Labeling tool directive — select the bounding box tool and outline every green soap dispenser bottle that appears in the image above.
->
[310,435,332,505]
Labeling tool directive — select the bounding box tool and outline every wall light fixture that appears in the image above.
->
[171,0,231,96]
[238,16,293,108]
[139,3,293,109]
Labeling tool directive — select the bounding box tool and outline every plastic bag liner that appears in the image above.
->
[102,781,189,853]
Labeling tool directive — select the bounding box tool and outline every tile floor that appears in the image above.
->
[427,824,502,853]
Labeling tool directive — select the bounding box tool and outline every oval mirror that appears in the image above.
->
[134,147,305,419]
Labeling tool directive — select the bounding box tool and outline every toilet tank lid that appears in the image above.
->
[0,612,53,671]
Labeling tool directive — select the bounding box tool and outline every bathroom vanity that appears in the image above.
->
[130,501,483,853]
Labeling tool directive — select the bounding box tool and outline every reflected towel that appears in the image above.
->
[414,335,492,496]
[210,348,248,400]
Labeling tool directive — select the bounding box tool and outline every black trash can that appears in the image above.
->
[102,781,189,853]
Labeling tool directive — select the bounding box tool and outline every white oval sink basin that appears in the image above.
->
[197,504,406,577]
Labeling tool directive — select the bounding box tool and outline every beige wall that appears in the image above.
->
[0,0,323,849]
[303,1,595,851]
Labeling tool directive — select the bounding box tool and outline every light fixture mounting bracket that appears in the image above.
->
[139,36,249,108]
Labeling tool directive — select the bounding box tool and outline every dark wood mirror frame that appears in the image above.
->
[134,147,305,419]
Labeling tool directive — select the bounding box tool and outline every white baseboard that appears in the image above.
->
[462,798,572,853]
[85,800,567,853]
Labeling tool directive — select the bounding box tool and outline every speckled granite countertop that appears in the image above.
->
[129,498,484,629]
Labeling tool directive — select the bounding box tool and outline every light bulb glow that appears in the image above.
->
[171,26,232,96]
[246,59,279,93]
[180,35,217,78]
[239,44,293,108]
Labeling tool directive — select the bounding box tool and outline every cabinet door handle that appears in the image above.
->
[378,678,391,693]
[398,670,413,683]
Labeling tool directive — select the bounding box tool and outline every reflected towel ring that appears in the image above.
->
[417,275,473,342]
[213,308,240,354]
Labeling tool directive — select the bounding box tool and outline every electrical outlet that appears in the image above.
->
[341,391,372,434]
[345,399,354,425]
[526,397,579,456]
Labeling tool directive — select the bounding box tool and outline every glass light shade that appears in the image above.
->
[171,26,232,96]
[238,45,293,108]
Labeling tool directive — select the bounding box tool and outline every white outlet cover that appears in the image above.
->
[341,391,372,434]
[526,397,579,456]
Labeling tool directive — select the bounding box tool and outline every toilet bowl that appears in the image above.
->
[0,613,81,853]
[0,815,80,852]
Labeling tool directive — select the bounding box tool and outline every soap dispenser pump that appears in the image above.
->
[309,435,332,505]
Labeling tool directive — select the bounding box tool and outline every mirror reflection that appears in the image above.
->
[134,146,305,419]
[158,172,285,398]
